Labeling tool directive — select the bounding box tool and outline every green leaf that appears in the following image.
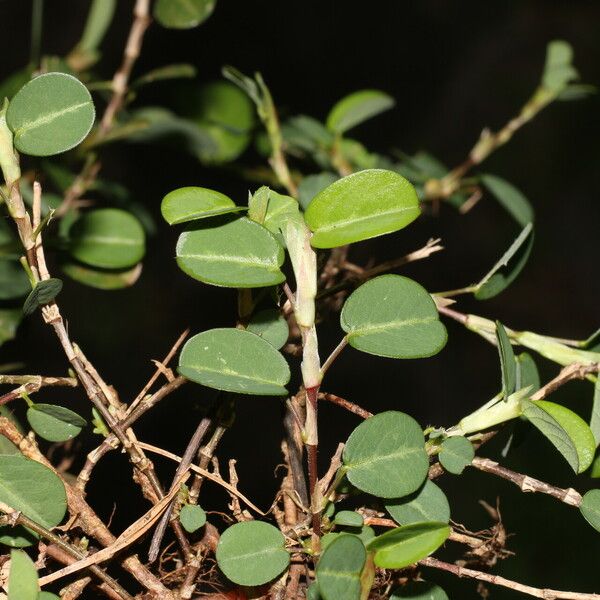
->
[438,436,474,475]
[22,279,63,316]
[161,186,243,225]
[522,400,596,473]
[580,489,600,533]
[385,480,450,525]
[316,535,366,600]
[298,173,338,211]
[179,328,290,396]
[475,222,534,300]
[132,64,197,89]
[333,511,364,528]
[8,550,38,600]
[480,174,533,227]
[175,216,285,288]
[154,0,216,28]
[305,169,420,248]
[75,0,117,54]
[0,455,67,547]
[179,504,207,533]
[0,260,30,300]
[341,275,447,359]
[68,208,145,270]
[38,593,61,600]
[261,191,300,241]
[247,309,289,349]
[591,377,600,448]
[343,411,428,498]
[321,525,375,552]
[216,520,289,586]
[326,90,395,135]
[61,261,142,290]
[7,73,95,156]
[366,522,450,569]
[516,352,540,393]
[390,581,449,600]
[0,309,21,348]
[496,321,516,398]
[542,40,578,92]
[591,454,600,478]
[26,404,86,443]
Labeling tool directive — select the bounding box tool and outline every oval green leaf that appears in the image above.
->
[179,504,206,533]
[61,261,142,290]
[481,174,534,227]
[316,534,366,600]
[496,321,516,398]
[161,186,242,225]
[522,399,596,473]
[343,411,428,498]
[69,208,145,269]
[385,480,450,525]
[298,173,338,211]
[27,404,87,443]
[179,328,290,396]
[366,522,450,569]
[341,275,447,359]
[22,278,63,316]
[7,73,95,156]
[176,216,285,288]
[438,436,474,475]
[247,309,289,349]
[333,511,364,528]
[216,520,289,586]
[391,581,449,600]
[0,455,67,547]
[305,169,420,249]
[154,0,216,29]
[326,90,395,135]
[38,593,61,600]
[8,550,38,600]
[516,352,540,393]
[580,489,600,533]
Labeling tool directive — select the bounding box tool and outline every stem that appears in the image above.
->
[320,337,348,378]
[30,0,44,68]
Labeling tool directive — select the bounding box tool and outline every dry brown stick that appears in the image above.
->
[530,362,600,401]
[0,417,173,599]
[319,392,373,420]
[471,457,582,507]
[0,502,133,600]
[420,556,600,599]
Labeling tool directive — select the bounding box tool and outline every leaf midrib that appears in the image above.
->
[14,101,92,138]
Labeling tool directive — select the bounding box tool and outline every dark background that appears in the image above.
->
[1,1,599,597]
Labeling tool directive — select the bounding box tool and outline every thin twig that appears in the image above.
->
[319,392,373,420]
[420,556,600,599]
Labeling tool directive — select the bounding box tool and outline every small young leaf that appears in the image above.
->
[321,525,375,552]
[7,73,95,156]
[333,511,364,528]
[366,522,450,569]
[385,480,450,525]
[579,489,600,533]
[341,275,447,359]
[343,411,428,498]
[298,173,338,211]
[326,90,395,135]
[179,504,207,533]
[475,223,533,300]
[176,216,285,288]
[438,436,474,475]
[316,534,366,600]
[516,352,540,393]
[305,169,420,248]
[154,0,216,29]
[216,520,289,586]
[22,278,63,316]
[391,581,449,600]
[246,309,289,349]
[8,549,38,600]
[0,455,67,547]
[260,191,300,241]
[26,404,87,442]
[591,377,600,448]
[480,174,534,227]
[522,400,596,473]
[69,209,145,270]
[161,187,242,225]
[74,0,117,57]
[61,261,142,290]
[132,64,197,89]
[179,328,290,396]
[496,321,516,399]
[542,40,578,92]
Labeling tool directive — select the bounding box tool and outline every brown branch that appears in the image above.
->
[421,556,600,599]
[319,392,373,420]
[471,457,582,507]
[530,362,600,401]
